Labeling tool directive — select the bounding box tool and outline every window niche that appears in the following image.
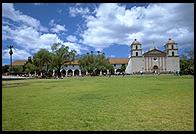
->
[172,51,174,56]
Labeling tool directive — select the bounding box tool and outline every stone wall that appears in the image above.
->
[166,57,180,72]
[126,57,144,74]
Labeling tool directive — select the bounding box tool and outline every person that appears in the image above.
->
[140,70,143,75]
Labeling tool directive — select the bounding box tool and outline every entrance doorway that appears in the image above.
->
[152,65,159,73]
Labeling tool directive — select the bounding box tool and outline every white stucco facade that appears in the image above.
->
[125,38,180,74]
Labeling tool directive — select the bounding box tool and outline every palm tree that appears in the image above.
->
[8,45,14,73]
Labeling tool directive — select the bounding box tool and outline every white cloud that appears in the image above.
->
[3,24,87,58]
[3,25,50,52]
[2,48,31,60]
[66,35,77,42]
[2,3,88,62]
[81,3,194,51]
[49,19,55,26]
[51,24,67,33]
[69,6,90,17]
[3,24,70,52]
[49,19,67,33]
[2,3,48,32]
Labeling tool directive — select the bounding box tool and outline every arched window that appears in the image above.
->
[171,45,174,49]
[153,65,158,70]
[136,45,138,49]
[172,51,174,56]
[136,52,138,56]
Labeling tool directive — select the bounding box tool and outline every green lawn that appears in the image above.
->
[2,75,194,131]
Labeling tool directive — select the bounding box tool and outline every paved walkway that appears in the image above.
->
[2,76,34,80]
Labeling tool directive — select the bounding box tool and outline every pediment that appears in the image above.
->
[143,48,166,57]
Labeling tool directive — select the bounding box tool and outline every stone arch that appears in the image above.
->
[136,52,138,56]
[172,51,174,56]
[74,69,79,76]
[102,70,107,75]
[116,69,121,75]
[153,65,158,70]
[61,69,66,77]
[68,69,73,76]
[152,65,159,73]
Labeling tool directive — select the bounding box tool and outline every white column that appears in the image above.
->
[72,70,74,76]
[164,57,166,71]
[158,57,160,70]
[86,71,88,75]
[150,57,152,72]
[40,72,42,76]
[79,70,81,76]
[147,57,149,72]
[60,69,63,78]
[107,69,109,75]
[114,69,117,74]
[162,57,164,71]
[34,71,36,76]
[100,70,102,76]
[53,70,55,77]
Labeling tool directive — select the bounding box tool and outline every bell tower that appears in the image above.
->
[165,38,179,57]
[131,39,142,57]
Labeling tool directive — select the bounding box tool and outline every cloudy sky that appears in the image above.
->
[2,3,194,65]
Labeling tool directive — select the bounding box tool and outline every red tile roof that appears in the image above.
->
[12,60,27,66]
[109,58,129,64]
[12,58,129,66]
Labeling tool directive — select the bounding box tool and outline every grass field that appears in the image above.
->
[2,75,194,131]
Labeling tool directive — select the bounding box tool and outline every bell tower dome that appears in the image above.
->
[165,38,179,57]
[131,39,142,57]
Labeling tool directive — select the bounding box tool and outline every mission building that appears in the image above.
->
[11,38,180,76]
[125,38,180,74]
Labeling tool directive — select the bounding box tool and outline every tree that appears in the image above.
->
[50,43,77,78]
[24,63,37,76]
[32,43,76,78]
[8,45,14,73]
[79,51,112,76]
[121,64,126,74]
[12,65,24,75]
[2,65,10,74]
[33,49,52,76]
[180,49,194,75]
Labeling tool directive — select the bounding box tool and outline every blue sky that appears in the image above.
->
[2,3,194,65]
